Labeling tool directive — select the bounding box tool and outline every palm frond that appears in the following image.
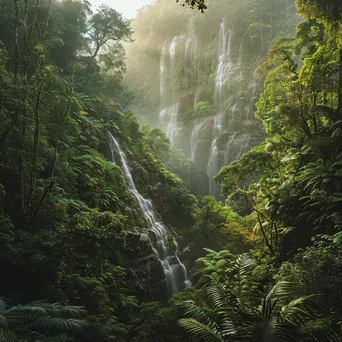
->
[23,316,88,336]
[179,318,224,342]
[0,329,19,342]
[264,318,299,342]
[266,281,300,302]
[0,298,87,341]
[233,254,254,275]
[23,301,86,318]
[261,296,278,321]
[281,295,318,324]
[180,300,214,327]
[205,283,230,310]
[0,311,28,330]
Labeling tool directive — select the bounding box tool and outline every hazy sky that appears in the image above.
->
[90,0,154,19]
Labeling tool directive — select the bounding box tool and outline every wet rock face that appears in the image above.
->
[126,232,168,302]
[157,22,264,197]
[127,231,194,302]
[174,114,262,183]
[108,133,191,302]
[192,138,212,170]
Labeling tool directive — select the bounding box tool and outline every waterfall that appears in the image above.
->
[157,23,257,198]
[166,103,179,145]
[236,133,251,159]
[169,36,178,95]
[159,36,199,146]
[215,22,229,113]
[223,132,238,165]
[168,36,180,143]
[207,138,219,197]
[159,40,168,111]
[206,21,253,196]
[190,122,202,161]
[160,103,180,145]
[185,37,192,67]
[108,132,191,295]
[205,23,231,196]
[159,36,180,140]
[185,36,198,68]
[223,133,251,165]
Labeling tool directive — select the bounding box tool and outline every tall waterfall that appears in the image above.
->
[159,36,180,142]
[166,103,180,145]
[169,36,178,89]
[158,20,260,198]
[214,22,231,114]
[207,138,219,196]
[159,36,197,146]
[206,23,235,196]
[205,20,256,196]
[185,36,198,69]
[159,40,168,110]
[108,132,191,295]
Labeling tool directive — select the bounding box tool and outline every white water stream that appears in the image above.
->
[205,21,254,196]
[108,132,191,295]
[158,20,258,197]
[159,35,197,144]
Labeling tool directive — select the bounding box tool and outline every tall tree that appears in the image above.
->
[86,5,132,58]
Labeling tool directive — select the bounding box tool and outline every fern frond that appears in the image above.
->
[179,318,224,342]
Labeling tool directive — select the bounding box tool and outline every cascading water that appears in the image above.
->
[159,40,168,111]
[185,36,198,69]
[207,138,219,196]
[214,22,230,113]
[223,132,238,165]
[108,132,191,295]
[236,133,251,159]
[169,36,178,87]
[166,103,179,145]
[205,20,256,196]
[206,23,233,195]
[159,36,198,140]
[158,21,260,197]
[190,121,202,161]
[159,36,180,141]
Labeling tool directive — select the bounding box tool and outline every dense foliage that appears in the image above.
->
[178,0,342,340]
[1,0,342,341]
[0,0,203,340]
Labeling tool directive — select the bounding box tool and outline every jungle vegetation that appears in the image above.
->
[0,0,342,341]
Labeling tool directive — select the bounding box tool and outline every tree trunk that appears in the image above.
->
[338,48,342,116]
[26,74,74,228]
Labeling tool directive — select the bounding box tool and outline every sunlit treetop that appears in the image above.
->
[296,0,342,24]
[176,0,207,12]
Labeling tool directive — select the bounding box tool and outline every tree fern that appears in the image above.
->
[179,256,342,342]
[0,298,88,341]
[179,318,224,342]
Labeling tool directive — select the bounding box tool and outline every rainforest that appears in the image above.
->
[1,0,342,341]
